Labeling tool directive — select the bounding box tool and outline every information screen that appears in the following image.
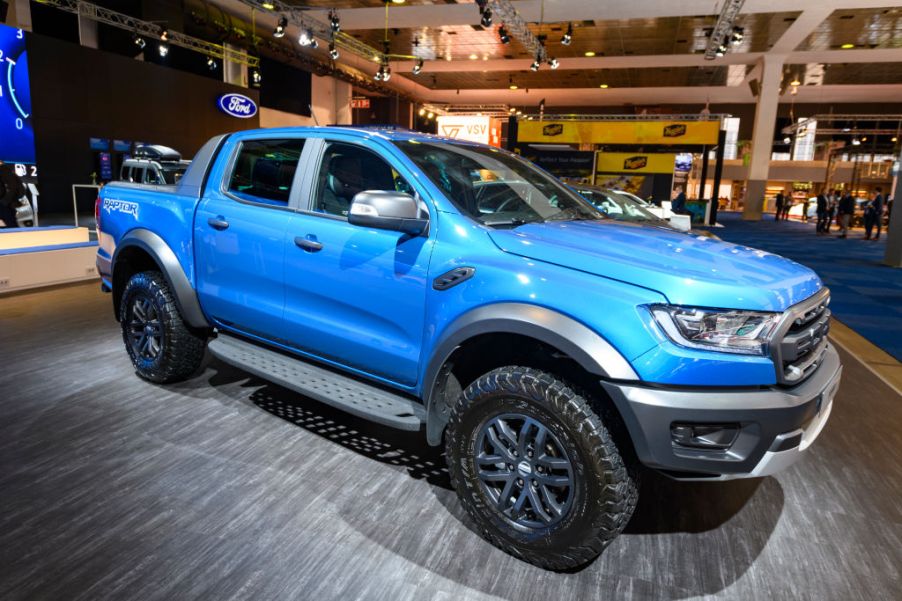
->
[0,23,35,166]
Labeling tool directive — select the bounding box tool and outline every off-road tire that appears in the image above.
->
[445,366,639,570]
[119,270,206,383]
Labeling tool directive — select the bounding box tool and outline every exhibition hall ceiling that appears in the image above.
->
[189,1,902,105]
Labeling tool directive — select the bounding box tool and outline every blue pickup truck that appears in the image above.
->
[96,127,840,570]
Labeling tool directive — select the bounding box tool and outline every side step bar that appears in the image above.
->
[208,334,425,431]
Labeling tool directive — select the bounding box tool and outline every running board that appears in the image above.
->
[208,334,425,431]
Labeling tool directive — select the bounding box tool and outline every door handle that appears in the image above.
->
[295,236,324,252]
[208,216,230,230]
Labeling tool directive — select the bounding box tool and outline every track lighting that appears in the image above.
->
[299,29,315,47]
[133,34,146,49]
[561,22,573,45]
[499,25,510,44]
[375,64,391,82]
[530,53,541,71]
[329,42,339,60]
[207,57,217,70]
[251,69,262,85]
[412,59,424,75]
[548,57,559,69]
[330,10,341,33]
[731,26,744,46]
[715,44,727,57]
[481,9,493,27]
[273,16,287,38]
[158,43,169,57]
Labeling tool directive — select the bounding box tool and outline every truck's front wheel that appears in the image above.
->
[120,271,206,383]
[445,366,638,570]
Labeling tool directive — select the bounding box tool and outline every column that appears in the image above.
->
[743,54,785,220]
[4,0,33,30]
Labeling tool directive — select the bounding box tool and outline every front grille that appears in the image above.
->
[772,290,831,385]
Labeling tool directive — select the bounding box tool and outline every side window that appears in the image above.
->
[131,167,145,183]
[314,142,412,217]
[228,138,305,206]
[144,167,163,185]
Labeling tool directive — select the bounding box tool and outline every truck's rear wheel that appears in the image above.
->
[445,366,638,570]
[120,271,206,383]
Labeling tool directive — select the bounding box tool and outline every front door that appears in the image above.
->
[281,140,433,387]
[194,136,306,341]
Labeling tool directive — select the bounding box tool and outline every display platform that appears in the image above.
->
[0,226,98,292]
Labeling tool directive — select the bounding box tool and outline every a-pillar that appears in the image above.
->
[4,0,32,30]
[884,147,902,267]
[743,54,785,220]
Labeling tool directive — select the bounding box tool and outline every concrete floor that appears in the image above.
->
[1,283,900,601]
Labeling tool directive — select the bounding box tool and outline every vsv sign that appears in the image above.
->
[217,93,258,119]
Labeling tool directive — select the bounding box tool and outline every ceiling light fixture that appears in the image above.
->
[299,29,315,47]
[261,2,275,9]
[329,41,339,60]
[730,26,744,46]
[790,77,801,86]
[251,69,262,85]
[599,83,608,88]
[427,111,434,119]
[418,107,426,116]
[704,0,744,60]
[548,57,559,69]
[206,57,217,70]
[158,43,169,57]
[273,15,287,38]
[561,22,573,45]
[412,59,424,75]
[481,8,493,27]
[509,76,518,90]
[160,28,169,42]
[133,34,146,49]
[330,10,341,33]
[584,51,596,57]
[530,51,541,71]
[841,43,855,49]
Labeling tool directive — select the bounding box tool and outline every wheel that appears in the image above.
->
[445,366,639,570]
[119,271,206,383]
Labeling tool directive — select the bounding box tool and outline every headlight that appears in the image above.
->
[650,305,781,355]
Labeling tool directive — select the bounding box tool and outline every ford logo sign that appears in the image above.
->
[217,93,258,119]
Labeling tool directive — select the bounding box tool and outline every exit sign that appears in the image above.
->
[351,98,370,109]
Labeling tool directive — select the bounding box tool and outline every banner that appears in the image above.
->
[596,152,675,174]
[437,115,494,145]
[518,120,721,145]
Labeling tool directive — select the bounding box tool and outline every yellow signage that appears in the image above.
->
[518,120,720,145]
[596,152,676,174]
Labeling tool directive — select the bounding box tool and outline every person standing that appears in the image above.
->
[837,190,855,238]
[774,192,784,221]
[802,196,811,223]
[0,160,25,229]
[671,186,687,215]
[815,190,828,234]
[864,187,885,240]
[782,194,793,221]
[825,191,837,233]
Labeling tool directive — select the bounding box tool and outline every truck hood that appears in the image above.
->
[488,220,822,312]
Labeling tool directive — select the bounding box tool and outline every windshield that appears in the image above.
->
[574,187,666,225]
[395,140,603,227]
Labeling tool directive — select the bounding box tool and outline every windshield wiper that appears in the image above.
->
[481,216,539,228]
[545,207,603,222]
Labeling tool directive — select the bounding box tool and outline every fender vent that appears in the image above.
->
[433,267,475,291]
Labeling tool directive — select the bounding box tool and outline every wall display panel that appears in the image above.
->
[0,23,35,165]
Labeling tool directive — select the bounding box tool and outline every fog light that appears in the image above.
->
[671,423,739,450]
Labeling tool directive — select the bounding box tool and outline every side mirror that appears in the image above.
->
[348,190,428,235]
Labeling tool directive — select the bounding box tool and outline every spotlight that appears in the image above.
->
[207,57,217,70]
[330,10,341,33]
[412,59,424,75]
[158,43,169,57]
[299,29,315,46]
[329,42,339,60]
[731,26,744,46]
[133,34,146,49]
[561,22,573,45]
[374,66,383,81]
[262,2,275,9]
[251,69,262,85]
[548,57,559,69]
[499,25,510,44]
[509,76,518,90]
[481,8,493,28]
[418,107,426,116]
[508,107,516,113]
[427,111,434,119]
[382,65,391,82]
[851,137,861,146]
[160,28,169,42]
[715,44,727,57]
[310,38,319,49]
[530,56,540,71]
[273,16,287,38]
[783,136,791,144]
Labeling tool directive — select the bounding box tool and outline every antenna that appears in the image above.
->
[309,104,320,126]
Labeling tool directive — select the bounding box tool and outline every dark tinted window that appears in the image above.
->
[228,139,305,205]
[314,142,412,217]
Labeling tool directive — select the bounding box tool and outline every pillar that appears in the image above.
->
[884,148,902,267]
[743,54,785,220]
[4,0,33,30]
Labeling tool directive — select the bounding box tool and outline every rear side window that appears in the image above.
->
[228,139,305,206]
[130,167,144,183]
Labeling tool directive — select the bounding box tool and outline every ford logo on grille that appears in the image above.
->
[217,93,258,119]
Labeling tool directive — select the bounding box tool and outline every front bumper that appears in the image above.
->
[602,343,841,479]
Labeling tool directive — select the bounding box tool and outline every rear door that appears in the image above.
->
[194,135,309,342]
[281,138,434,387]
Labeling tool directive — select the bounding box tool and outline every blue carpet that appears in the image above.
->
[705,212,902,362]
